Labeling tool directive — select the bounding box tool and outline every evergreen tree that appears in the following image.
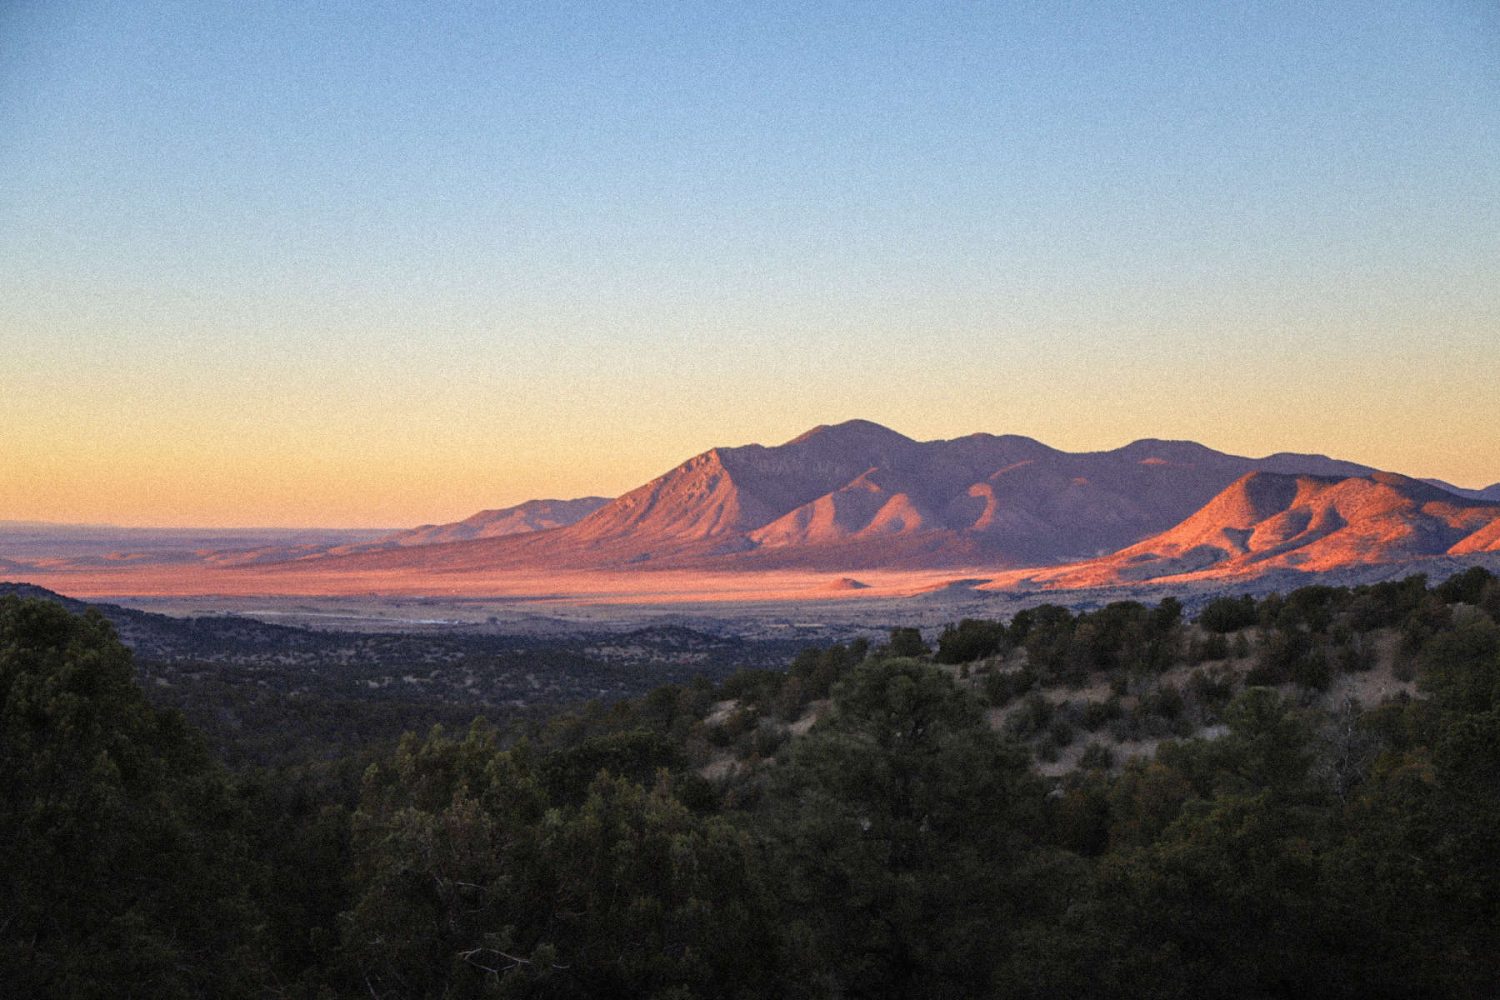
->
[764,658,1038,998]
[0,597,263,999]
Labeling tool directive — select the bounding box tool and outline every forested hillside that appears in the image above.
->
[3,568,1500,997]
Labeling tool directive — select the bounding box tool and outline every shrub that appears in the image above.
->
[1289,648,1333,692]
[1188,632,1230,664]
[1332,630,1375,673]
[1436,566,1496,606]
[1187,667,1235,711]
[1245,662,1286,687]
[887,627,930,658]
[1349,575,1430,630]
[1481,580,1500,620]
[1079,742,1114,770]
[1005,692,1055,740]
[1418,617,1500,713]
[1036,735,1062,763]
[1142,684,1185,721]
[984,667,1036,707]
[935,618,1008,664]
[1282,585,1341,631]
[1082,697,1124,731]
[752,721,789,757]
[1199,595,1259,633]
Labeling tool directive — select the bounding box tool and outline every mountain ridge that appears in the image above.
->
[1421,478,1500,503]
[278,420,1411,575]
[10,421,1495,592]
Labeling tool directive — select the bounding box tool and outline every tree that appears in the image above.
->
[1417,615,1500,713]
[763,658,1038,999]
[885,627,929,658]
[343,724,777,998]
[0,597,263,999]
[1018,691,1344,999]
[1198,594,1259,633]
[934,618,1007,664]
[1436,566,1496,606]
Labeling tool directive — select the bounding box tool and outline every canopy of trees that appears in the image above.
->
[4,567,1500,997]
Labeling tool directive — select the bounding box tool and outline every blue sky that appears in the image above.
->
[3,1,1498,526]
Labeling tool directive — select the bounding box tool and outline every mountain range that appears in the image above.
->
[260,420,1499,578]
[6,420,1497,595]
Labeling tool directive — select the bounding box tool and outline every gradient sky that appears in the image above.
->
[3,1,1498,528]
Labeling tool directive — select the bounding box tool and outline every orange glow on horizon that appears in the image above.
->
[6,325,1498,529]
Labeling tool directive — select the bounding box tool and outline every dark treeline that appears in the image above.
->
[3,567,1500,998]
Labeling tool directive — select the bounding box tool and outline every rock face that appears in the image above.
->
[299,420,1416,573]
[1039,471,1500,586]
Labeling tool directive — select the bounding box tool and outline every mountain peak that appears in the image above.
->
[784,420,914,448]
[1114,438,1224,462]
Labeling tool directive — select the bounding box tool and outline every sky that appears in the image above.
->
[2,1,1498,528]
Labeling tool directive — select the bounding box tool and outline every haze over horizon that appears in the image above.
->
[5,2,1498,528]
